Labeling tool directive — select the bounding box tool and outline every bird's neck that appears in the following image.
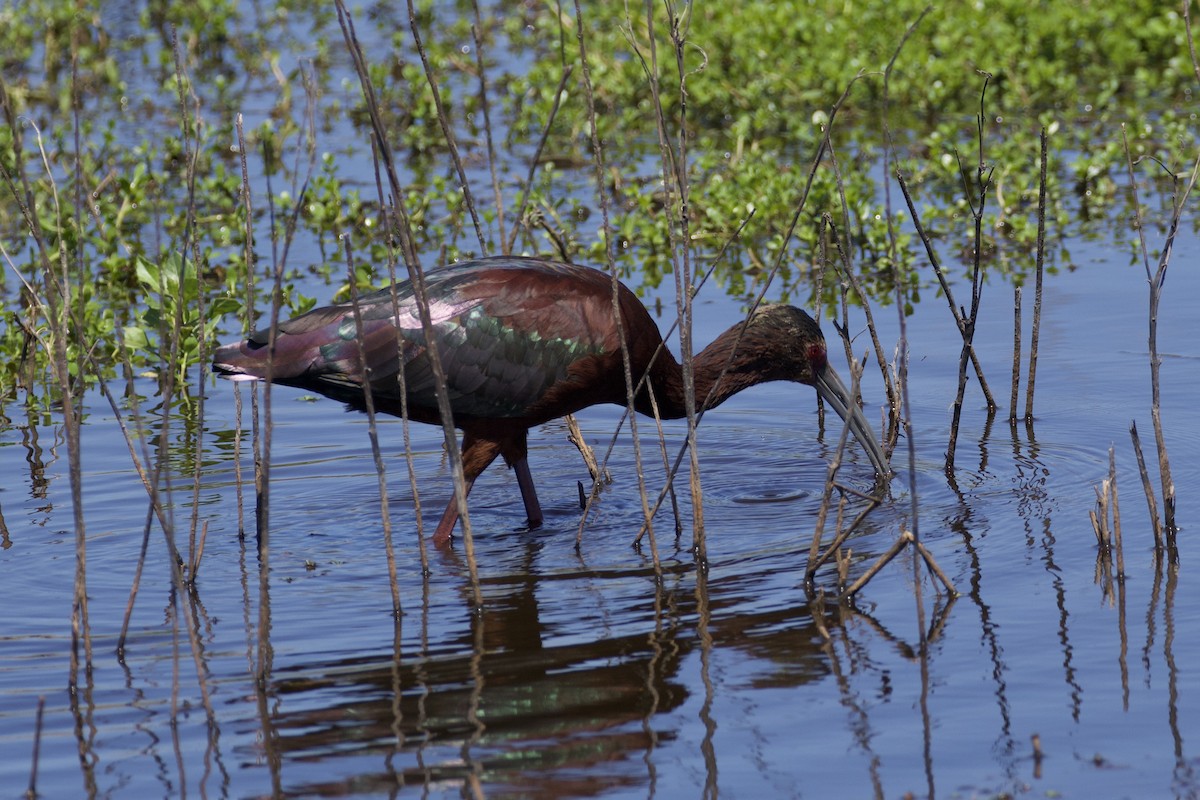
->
[642,322,765,420]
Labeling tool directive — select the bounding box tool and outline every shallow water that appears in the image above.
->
[1,229,1197,798]
[4,2,1200,795]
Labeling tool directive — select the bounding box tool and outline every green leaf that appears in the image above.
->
[123,326,151,353]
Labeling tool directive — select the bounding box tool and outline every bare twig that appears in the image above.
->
[840,530,911,600]
[1184,0,1200,87]
[838,529,956,603]
[806,352,867,582]
[1024,127,1048,421]
[343,234,402,615]
[662,0,707,554]
[626,76,875,547]
[823,214,897,423]
[1110,447,1124,582]
[571,0,656,553]
[370,138,431,575]
[24,696,45,800]
[405,0,486,252]
[470,5,504,246]
[1130,421,1164,553]
[1009,284,1022,421]
[808,492,881,581]
[586,213,754,546]
[566,414,610,484]
[335,0,480,604]
[880,7,931,450]
[896,172,995,467]
[1120,128,1198,542]
[187,520,209,585]
[505,64,574,255]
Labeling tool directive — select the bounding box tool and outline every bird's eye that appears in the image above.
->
[807,342,828,371]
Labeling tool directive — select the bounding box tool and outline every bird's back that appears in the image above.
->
[212,257,652,424]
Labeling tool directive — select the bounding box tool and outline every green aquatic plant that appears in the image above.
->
[122,253,241,393]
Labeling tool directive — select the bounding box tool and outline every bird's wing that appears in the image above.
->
[390,284,610,419]
[225,259,617,420]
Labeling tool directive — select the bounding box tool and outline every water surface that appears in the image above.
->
[2,232,1198,798]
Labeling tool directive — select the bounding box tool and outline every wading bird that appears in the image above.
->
[213,257,889,545]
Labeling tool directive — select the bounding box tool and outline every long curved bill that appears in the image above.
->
[813,364,890,477]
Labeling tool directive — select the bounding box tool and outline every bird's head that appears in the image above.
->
[742,305,890,477]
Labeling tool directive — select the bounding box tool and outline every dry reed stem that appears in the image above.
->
[570,0,657,553]
[585,214,753,546]
[65,60,97,677]
[940,79,1001,466]
[912,539,957,596]
[24,695,45,800]
[839,527,957,603]
[806,352,866,582]
[232,114,255,560]
[1023,127,1049,421]
[335,0,480,603]
[1112,448,1130,707]
[172,49,211,586]
[566,414,610,485]
[836,545,852,593]
[1092,479,1111,550]
[1009,285,1022,421]
[470,2,504,248]
[1120,128,1198,544]
[628,77,874,545]
[663,2,707,553]
[505,63,574,256]
[27,84,95,680]
[343,236,402,615]
[1129,421,1164,553]
[840,529,912,600]
[822,136,899,430]
[886,208,922,568]
[405,0,486,252]
[895,171,995,429]
[1109,446,1125,581]
[624,0,704,555]
[879,8,931,449]
[233,382,246,536]
[807,493,881,582]
[369,141,431,577]
[187,520,209,585]
[822,214,898,427]
[1186,0,1200,86]
[232,115,277,690]
[1096,545,1115,606]
[230,115,284,704]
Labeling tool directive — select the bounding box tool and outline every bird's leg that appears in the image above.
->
[499,430,542,531]
[432,432,499,548]
[513,457,543,530]
[432,473,476,548]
